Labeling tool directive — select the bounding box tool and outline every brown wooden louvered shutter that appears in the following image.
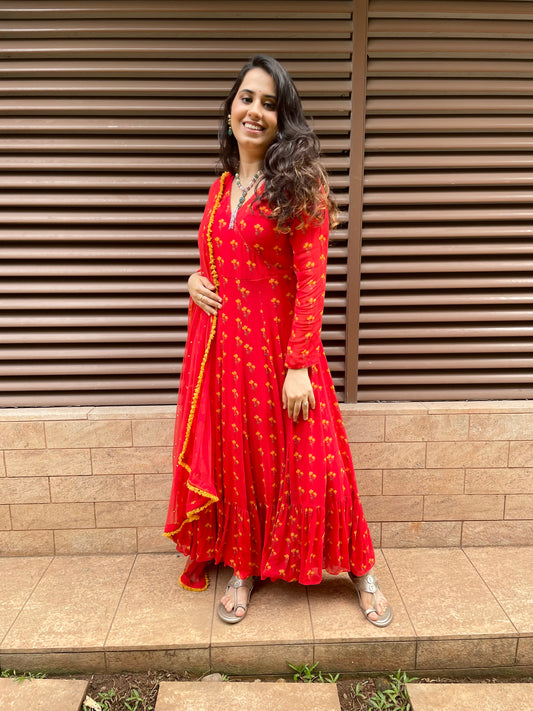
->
[356,0,533,401]
[0,0,353,406]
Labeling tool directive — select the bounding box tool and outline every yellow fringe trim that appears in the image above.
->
[170,172,229,536]
[179,574,210,593]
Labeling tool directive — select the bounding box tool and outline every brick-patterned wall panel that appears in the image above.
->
[1,403,533,556]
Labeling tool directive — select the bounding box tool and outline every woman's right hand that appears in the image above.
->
[188,272,222,316]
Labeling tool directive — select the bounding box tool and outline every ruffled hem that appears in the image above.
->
[179,494,376,585]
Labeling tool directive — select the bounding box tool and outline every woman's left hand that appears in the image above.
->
[282,368,316,422]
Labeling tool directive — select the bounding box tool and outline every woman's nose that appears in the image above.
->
[248,100,262,118]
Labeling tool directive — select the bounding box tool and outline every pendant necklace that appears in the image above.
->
[229,170,261,229]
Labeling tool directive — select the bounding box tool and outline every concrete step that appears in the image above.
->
[407,682,533,711]
[0,677,88,711]
[0,547,532,677]
[154,681,340,711]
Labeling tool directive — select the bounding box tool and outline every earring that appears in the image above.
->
[227,114,233,136]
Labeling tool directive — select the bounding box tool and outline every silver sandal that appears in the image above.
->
[349,572,393,628]
[217,574,255,624]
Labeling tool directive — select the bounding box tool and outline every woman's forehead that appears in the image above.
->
[237,67,276,97]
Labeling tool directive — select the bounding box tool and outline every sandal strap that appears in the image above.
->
[226,574,254,591]
[363,607,378,618]
[350,572,379,594]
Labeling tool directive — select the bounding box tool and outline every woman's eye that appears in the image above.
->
[241,96,252,104]
[264,102,276,111]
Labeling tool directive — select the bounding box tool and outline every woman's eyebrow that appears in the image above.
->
[239,88,277,101]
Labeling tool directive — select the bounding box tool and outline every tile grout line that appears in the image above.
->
[380,549,419,667]
[0,554,55,652]
[102,552,137,672]
[462,547,520,637]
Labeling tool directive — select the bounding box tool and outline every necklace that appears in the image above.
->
[229,170,261,229]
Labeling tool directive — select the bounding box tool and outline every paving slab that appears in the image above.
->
[407,682,533,710]
[465,546,533,634]
[154,681,341,711]
[0,677,88,711]
[2,555,134,654]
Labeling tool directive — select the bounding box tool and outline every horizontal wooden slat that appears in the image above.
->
[0,345,183,359]
[367,37,533,57]
[359,355,533,369]
[0,116,352,133]
[0,78,351,97]
[359,371,533,384]
[0,210,350,227]
[361,292,533,305]
[0,227,349,242]
[369,2,533,20]
[359,324,533,338]
[361,275,533,289]
[363,188,533,203]
[366,116,533,131]
[0,1,353,19]
[364,171,533,187]
[0,137,349,153]
[356,385,533,402]
[367,77,533,94]
[358,338,533,353]
[365,136,533,152]
[362,239,532,255]
[359,308,533,323]
[0,59,353,80]
[365,155,533,169]
[0,38,353,59]
[0,19,351,39]
[0,97,349,115]
[361,257,533,273]
[366,97,533,114]
[367,58,533,77]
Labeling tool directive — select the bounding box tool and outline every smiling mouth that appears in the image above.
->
[243,122,263,132]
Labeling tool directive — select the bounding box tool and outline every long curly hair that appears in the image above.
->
[218,54,337,231]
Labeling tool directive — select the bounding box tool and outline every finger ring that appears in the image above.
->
[199,294,204,303]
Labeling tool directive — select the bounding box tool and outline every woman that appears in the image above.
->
[164,55,392,627]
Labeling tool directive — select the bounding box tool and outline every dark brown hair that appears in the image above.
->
[218,54,337,230]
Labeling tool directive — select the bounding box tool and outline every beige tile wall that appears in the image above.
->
[0,402,532,556]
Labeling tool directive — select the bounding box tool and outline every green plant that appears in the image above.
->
[0,669,46,682]
[318,671,340,683]
[366,670,418,711]
[83,688,117,711]
[346,679,369,708]
[125,688,153,711]
[287,662,339,684]
[288,661,319,682]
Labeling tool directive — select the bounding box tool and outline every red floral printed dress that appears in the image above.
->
[164,173,375,585]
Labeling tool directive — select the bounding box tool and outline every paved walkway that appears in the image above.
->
[0,547,532,677]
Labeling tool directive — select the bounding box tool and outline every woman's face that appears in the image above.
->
[229,67,278,162]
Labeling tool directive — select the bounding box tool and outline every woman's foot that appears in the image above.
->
[217,574,255,624]
[349,571,393,627]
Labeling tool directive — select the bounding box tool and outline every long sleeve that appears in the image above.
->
[284,209,329,369]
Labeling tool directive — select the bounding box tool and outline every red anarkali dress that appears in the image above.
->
[164,173,375,585]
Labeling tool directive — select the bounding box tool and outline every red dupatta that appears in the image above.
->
[163,174,229,579]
